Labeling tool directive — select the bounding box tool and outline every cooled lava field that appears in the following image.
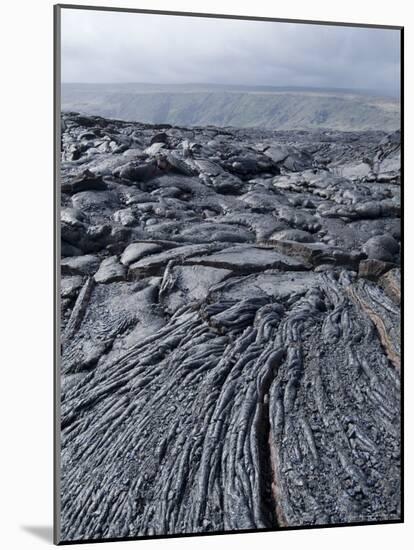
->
[59,112,401,540]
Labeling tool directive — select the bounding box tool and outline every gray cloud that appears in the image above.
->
[61,8,400,96]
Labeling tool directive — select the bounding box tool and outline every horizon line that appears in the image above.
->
[61,82,399,98]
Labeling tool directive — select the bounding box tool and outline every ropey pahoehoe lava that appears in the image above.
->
[59,112,401,540]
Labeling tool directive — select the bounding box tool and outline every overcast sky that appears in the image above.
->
[61,8,400,96]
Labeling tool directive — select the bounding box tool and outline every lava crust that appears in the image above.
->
[59,112,401,541]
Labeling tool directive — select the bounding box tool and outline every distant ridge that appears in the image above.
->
[61,83,400,131]
[62,82,399,98]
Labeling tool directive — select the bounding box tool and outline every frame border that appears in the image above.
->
[54,4,62,546]
[53,4,404,545]
[57,3,403,29]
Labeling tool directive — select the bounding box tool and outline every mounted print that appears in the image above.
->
[54,4,403,544]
